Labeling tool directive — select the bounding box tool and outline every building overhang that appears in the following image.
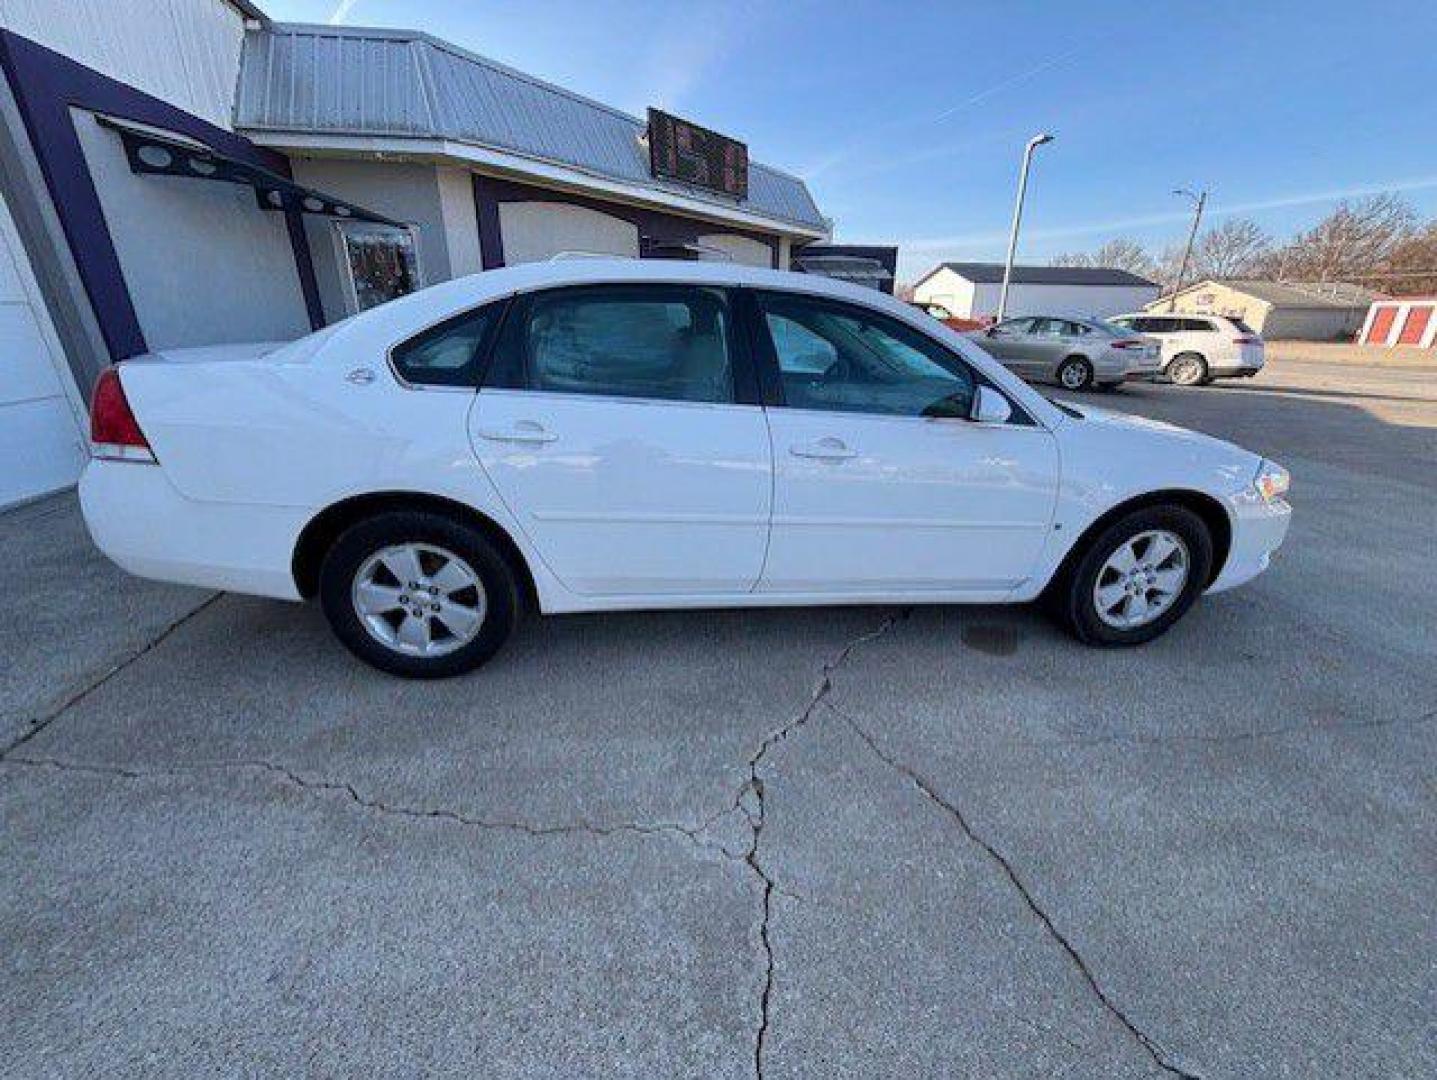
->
[99,117,402,227]
[241,131,831,243]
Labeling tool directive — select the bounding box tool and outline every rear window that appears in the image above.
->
[1224,317,1257,334]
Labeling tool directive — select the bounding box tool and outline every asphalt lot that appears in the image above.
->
[2,357,1433,1078]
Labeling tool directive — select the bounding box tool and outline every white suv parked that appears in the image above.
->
[1109,313,1265,386]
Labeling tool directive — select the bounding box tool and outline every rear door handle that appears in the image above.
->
[790,437,857,461]
[476,421,558,444]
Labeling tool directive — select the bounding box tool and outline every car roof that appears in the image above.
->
[318,257,1066,428]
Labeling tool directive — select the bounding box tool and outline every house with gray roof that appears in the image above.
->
[912,262,1160,321]
[1147,279,1384,340]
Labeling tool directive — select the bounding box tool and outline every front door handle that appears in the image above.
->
[476,421,558,444]
[790,437,857,461]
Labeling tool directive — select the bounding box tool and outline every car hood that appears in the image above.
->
[1054,398,1262,494]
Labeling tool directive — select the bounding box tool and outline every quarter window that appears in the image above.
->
[757,292,977,419]
[391,301,505,387]
[487,285,735,404]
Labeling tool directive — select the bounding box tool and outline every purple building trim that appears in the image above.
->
[0,30,325,360]
[472,173,780,269]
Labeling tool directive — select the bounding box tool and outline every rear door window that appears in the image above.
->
[485,285,737,404]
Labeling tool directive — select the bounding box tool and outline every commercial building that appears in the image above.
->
[911,262,1158,322]
[0,1,829,507]
[1150,279,1382,341]
[1358,297,1437,348]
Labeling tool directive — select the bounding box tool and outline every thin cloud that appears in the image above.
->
[898,176,1437,253]
[931,38,1102,122]
[327,0,359,25]
[804,37,1106,181]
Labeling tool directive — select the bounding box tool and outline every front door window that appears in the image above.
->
[758,293,977,419]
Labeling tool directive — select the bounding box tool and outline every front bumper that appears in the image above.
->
[1208,492,1291,593]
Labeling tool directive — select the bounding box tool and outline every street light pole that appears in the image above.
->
[997,132,1054,322]
[1168,188,1207,311]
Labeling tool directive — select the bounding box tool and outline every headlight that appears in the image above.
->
[1254,459,1290,503]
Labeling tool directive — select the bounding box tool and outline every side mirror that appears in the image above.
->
[969,385,1013,425]
[984,326,1000,337]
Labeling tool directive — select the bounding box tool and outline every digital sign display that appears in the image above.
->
[647,108,748,200]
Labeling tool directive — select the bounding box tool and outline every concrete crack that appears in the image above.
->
[832,704,1202,1080]
[2,754,737,855]
[1,592,223,758]
[735,608,909,1079]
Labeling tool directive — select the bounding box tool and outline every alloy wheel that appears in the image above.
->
[1170,356,1205,386]
[1059,359,1091,390]
[1092,529,1190,629]
[351,542,488,657]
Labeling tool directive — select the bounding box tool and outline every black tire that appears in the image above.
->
[1166,352,1208,387]
[1048,505,1213,647]
[1056,356,1095,391]
[318,510,519,678]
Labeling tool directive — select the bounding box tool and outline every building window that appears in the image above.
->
[334,222,422,313]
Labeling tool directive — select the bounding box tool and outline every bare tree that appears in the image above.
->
[1050,238,1157,279]
[1372,222,1437,295]
[1190,218,1270,279]
[1262,193,1416,283]
[1091,238,1159,280]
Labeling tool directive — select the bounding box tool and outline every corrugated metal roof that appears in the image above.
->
[931,262,1158,287]
[234,24,826,232]
[1190,279,1384,308]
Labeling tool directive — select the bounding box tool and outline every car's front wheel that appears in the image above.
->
[1050,505,1213,646]
[319,511,518,677]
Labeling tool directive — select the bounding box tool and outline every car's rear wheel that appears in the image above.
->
[319,511,518,677]
[1056,356,1094,391]
[1050,505,1213,646]
[1167,352,1208,386]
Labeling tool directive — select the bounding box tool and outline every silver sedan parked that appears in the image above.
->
[971,315,1160,390]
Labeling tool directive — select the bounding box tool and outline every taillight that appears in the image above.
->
[90,368,155,462]
[1232,335,1260,345]
[1110,339,1147,349]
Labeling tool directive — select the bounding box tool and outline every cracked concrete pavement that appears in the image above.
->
[2,358,1434,1077]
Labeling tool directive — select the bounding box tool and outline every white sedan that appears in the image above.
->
[81,260,1291,677]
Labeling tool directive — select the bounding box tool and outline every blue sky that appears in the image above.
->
[266,1,1437,281]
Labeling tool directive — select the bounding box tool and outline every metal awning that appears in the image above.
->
[97,116,402,226]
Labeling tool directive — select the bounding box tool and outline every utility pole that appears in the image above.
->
[998,133,1054,322]
[1168,188,1207,311]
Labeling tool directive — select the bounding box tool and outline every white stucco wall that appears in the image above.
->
[697,233,772,267]
[0,188,87,506]
[438,166,482,278]
[73,110,310,350]
[0,0,247,130]
[499,201,639,265]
